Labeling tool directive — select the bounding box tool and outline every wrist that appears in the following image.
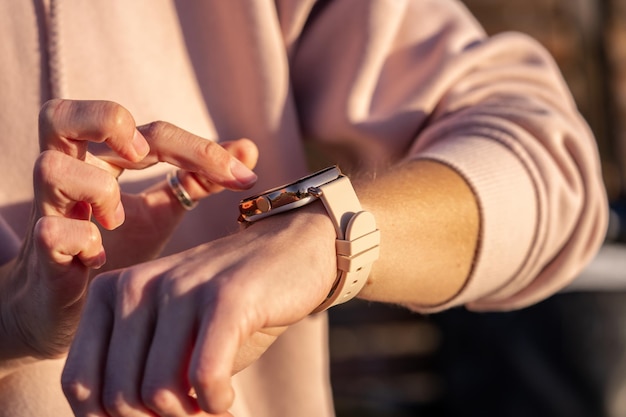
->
[238,166,380,312]
[243,201,338,304]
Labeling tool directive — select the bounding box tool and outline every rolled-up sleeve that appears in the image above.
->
[287,0,608,311]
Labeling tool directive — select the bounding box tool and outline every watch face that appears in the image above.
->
[238,165,342,222]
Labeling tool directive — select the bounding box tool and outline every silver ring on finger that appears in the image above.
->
[166,169,198,211]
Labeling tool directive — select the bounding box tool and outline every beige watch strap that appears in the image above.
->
[312,176,380,313]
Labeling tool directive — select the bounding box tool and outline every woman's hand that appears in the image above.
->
[82,121,259,272]
[0,99,258,369]
[38,99,258,270]
[62,203,338,417]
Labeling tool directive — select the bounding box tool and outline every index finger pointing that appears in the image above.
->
[123,121,258,190]
[143,122,258,189]
[38,99,150,162]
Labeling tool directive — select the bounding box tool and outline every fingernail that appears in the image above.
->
[93,249,107,269]
[113,201,125,227]
[132,130,150,159]
[229,158,257,188]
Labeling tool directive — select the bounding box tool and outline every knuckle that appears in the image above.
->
[140,120,171,139]
[101,387,130,417]
[159,274,190,299]
[61,367,89,403]
[141,384,177,413]
[99,175,121,201]
[86,222,103,247]
[38,98,66,129]
[88,272,119,303]
[114,270,148,309]
[103,102,135,134]
[196,140,230,170]
[33,217,61,249]
[33,150,64,186]
[33,218,82,271]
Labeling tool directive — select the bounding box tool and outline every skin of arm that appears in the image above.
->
[61,156,479,416]
[355,159,479,306]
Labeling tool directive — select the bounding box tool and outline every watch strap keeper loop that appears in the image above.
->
[312,210,380,313]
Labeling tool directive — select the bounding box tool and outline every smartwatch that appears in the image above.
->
[238,166,380,312]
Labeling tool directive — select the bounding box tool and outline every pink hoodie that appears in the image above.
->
[0,1,608,415]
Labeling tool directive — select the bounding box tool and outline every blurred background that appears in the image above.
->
[329,1,626,416]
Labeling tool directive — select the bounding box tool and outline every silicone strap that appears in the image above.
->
[311,176,380,313]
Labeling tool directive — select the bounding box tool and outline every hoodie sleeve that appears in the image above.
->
[285,0,608,311]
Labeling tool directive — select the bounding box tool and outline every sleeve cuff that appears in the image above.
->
[408,134,539,312]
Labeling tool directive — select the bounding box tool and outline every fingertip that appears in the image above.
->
[110,200,126,229]
[130,129,150,161]
[93,249,107,269]
[100,201,125,230]
[229,158,257,189]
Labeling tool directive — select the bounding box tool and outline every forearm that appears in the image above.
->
[353,159,479,307]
